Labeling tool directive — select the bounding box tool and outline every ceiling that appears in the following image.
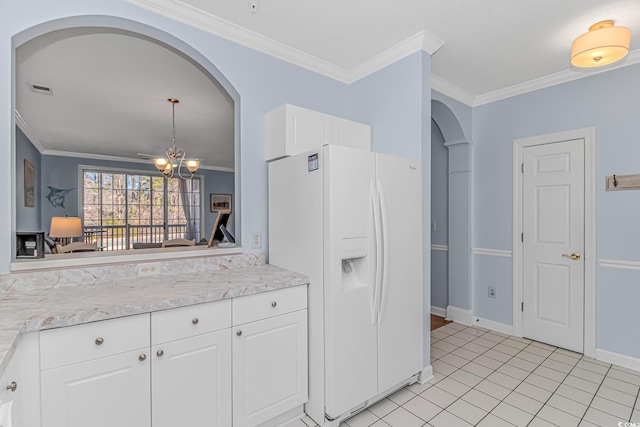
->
[15,1,640,164]
[16,28,235,171]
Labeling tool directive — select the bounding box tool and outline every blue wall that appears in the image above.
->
[472,62,640,357]
[15,127,41,231]
[430,120,448,310]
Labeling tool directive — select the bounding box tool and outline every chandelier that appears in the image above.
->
[153,98,199,179]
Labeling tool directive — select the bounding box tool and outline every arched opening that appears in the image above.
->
[12,16,242,257]
[431,100,472,324]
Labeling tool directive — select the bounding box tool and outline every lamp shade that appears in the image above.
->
[571,21,631,68]
[49,217,83,238]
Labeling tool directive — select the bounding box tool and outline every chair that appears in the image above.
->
[57,242,99,253]
[162,238,196,247]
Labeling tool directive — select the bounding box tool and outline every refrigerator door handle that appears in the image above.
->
[377,180,390,324]
[370,180,382,326]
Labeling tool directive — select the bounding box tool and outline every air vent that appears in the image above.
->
[28,83,54,96]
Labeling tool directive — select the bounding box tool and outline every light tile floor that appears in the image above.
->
[292,322,640,427]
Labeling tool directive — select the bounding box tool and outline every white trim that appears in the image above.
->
[431,75,475,106]
[431,244,448,252]
[512,127,596,358]
[596,348,640,373]
[475,49,640,106]
[14,110,44,153]
[431,306,447,317]
[472,248,512,258]
[446,305,473,326]
[418,365,434,385]
[598,259,640,271]
[472,316,514,336]
[127,0,443,84]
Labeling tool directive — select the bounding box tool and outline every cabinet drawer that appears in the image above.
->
[151,299,231,345]
[40,314,150,371]
[233,286,307,325]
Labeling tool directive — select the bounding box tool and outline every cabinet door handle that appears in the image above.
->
[192,318,199,325]
[6,381,17,392]
[157,350,164,357]
[95,337,104,345]
[236,330,242,336]
[271,301,277,308]
[139,354,147,361]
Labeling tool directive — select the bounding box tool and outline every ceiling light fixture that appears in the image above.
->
[571,20,631,68]
[154,98,199,179]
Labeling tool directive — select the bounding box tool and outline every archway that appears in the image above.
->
[431,99,472,325]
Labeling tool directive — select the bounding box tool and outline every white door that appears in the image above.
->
[375,153,423,392]
[522,139,585,353]
[152,330,231,427]
[41,349,151,427]
[324,146,378,419]
[232,310,308,427]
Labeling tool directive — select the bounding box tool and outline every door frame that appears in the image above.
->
[512,127,596,358]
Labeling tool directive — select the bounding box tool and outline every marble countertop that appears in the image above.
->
[0,264,309,378]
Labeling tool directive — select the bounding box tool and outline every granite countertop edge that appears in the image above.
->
[0,264,309,378]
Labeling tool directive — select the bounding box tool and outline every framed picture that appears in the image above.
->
[210,194,232,214]
[24,159,36,207]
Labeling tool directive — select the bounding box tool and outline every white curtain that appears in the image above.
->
[178,179,199,241]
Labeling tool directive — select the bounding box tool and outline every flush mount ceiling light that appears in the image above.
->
[571,20,631,68]
[153,98,199,179]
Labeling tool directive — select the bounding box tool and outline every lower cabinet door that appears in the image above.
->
[152,330,232,427]
[41,349,151,427]
[233,310,308,427]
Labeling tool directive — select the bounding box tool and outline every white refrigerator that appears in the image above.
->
[269,145,423,426]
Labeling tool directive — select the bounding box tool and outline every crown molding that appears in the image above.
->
[44,150,234,172]
[431,74,475,106]
[474,48,640,106]
[128,0,442,84]
[14,110,45,153]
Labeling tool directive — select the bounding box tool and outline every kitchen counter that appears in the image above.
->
[0,264,309,378]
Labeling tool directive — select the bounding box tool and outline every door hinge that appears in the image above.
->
[521,163,524,173]
[521,233,524,242]
[521,302,524,312]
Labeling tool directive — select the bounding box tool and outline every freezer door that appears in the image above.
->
[323,146,378,418]
[375,153,423,393]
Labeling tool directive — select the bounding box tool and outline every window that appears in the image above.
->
[82,168,202,250]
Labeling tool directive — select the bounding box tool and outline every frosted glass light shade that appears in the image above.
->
[186,160,199,173]
[154,158,169,172]
[49,217,83,238]
[571,21,630,68]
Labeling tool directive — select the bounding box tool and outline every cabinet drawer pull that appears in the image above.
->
[6,381,17,392]
[271,301,277,308]
[236,330,242,336]
[139,354,147,361]
[95,337,104,345]
[192,318,199,325]
[157,350,164,357]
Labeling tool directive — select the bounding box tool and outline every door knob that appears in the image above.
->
[562,253,581,260]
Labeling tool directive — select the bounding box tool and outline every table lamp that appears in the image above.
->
[49,216,83,246]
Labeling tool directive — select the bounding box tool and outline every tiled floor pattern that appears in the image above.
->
[292,322,640,427]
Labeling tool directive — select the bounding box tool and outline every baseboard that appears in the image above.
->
[418,365,434,385]
[431,306,447,317]
[596,348,640,372]
[473,316,514,335]
[446,306,474,326]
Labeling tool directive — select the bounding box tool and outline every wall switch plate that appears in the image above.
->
[251,232,262,249]
[488,286,496,299]
[138,262,161,277]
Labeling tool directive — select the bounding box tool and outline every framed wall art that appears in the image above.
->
[210,194,232,214]
[24,159,36,207]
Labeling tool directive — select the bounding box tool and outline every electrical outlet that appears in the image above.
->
[138,262,161,277]
[251,232,262,249]
[488,286,496,299]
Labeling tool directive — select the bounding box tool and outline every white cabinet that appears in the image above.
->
[0,347,22,427]
[232,286,308,427]
[151,301,232,427]
[41,349,151,427]
[265,104,370,161]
